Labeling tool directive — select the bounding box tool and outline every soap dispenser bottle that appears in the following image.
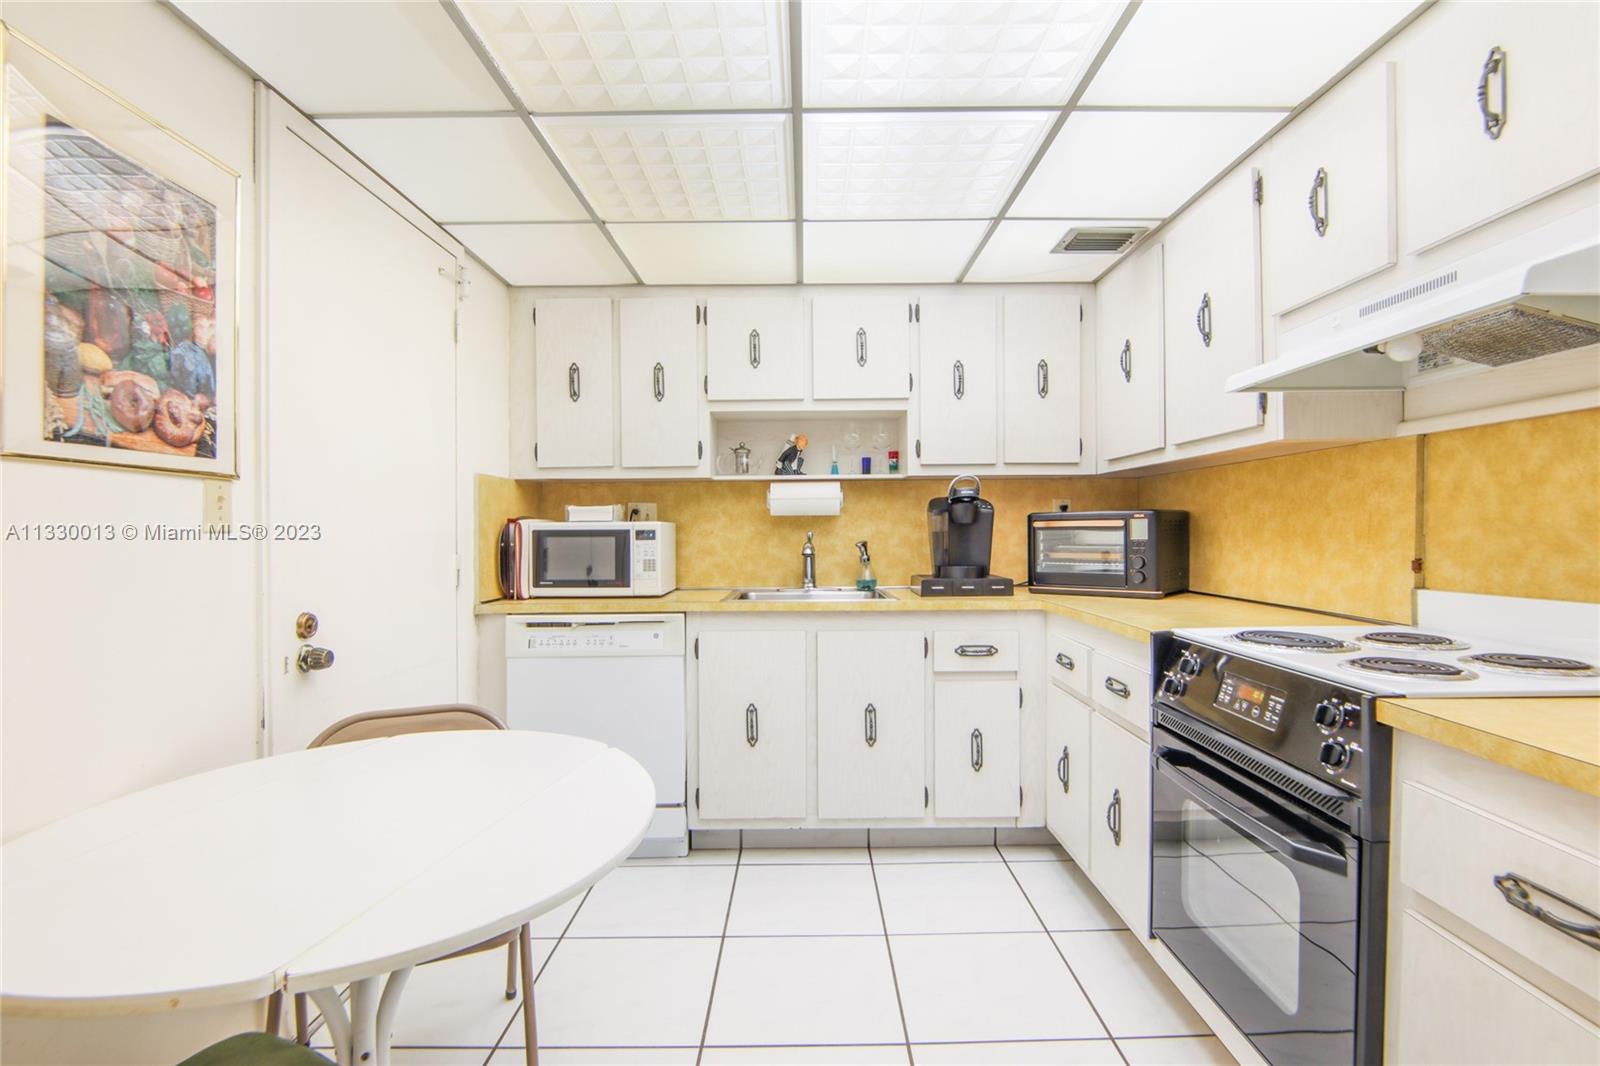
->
[855,540,878,591]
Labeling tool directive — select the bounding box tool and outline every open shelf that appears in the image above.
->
[710,409,908,479]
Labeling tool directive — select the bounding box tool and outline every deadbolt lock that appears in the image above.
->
[295,612,319,639]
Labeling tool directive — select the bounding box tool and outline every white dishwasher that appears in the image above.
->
[505,614,687,857]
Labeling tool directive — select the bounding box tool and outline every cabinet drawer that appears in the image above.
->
[1047,632,1090,699]
[1091,651,1149,734]
[1398,780,1600,1004]
[933,631,1019,674]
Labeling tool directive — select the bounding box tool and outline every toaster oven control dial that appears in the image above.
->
[1130,555,1146,570]
[1313,699,1344,732]
[1130,571,1147,585]
[1318,738,1351,772]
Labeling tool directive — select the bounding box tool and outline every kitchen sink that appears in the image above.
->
[725,587,894,603]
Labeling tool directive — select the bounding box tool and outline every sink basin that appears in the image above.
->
[726,587,894,603]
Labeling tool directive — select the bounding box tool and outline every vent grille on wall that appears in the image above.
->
[1051,227,1146,254]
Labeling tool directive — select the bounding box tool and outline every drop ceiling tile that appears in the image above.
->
[447,224,634,286]
[458,1,788,113]
[804,112,1052,220]
[804,220,988,283]
[173,1,508,113]
[319,117,584,223]
[1083,1,1421,107]
[805,1,1122,107]
[1008,110,1279,219]
[966,219,1156,282]
[611,222,796,284]
[539,114,792,221]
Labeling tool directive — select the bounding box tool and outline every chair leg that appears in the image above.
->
[505,940,518,999]
[294,991,310,1046]
[265,989,283,1035]
[519,923,538,1066]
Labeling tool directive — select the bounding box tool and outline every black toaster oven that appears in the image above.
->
[1027,509,1189,597]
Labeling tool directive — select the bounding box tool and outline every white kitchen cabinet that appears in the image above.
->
[1400,1,1600,253]
[696,630,807,820]
[1162,168,1265,447]
[533,297,615,469]
[1045,682,1093,863]
[816,630,926,819]
[1089,712,1151,936]
[811,293,914,400]
[1095,243,1165,462]
[706,295,804,401]
[1263,62,1396,316]
[933,679,1020,819]
[917,292,998,466]
[1003,294,1083,464]
[619,298,702,469]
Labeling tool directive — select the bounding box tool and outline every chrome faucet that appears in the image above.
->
[801,531,817,590]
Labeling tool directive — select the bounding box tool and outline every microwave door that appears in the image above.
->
[1034,520,1127,588]
[534,529,630,589]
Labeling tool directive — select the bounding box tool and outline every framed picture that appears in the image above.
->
[1,26,239,478]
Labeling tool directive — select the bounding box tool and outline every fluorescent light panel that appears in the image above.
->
[611,222,797,284]
[805,220,989,282]
[446,223,634,286]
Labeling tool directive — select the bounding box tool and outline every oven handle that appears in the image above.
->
[1155,751,1348,875]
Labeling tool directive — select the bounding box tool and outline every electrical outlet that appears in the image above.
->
[627,502,658,521]
[1051,498,1072,513]
[203,478,231,527]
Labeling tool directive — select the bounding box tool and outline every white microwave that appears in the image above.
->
[501,520,676,598]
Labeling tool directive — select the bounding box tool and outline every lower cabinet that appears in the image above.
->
[933,679,1021,819]
[817,630,927,819]
[1044,682,1093,862]
[1089,712,1151,936]
[696,630,807,819]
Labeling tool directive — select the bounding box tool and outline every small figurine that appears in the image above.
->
[774,433,808,476]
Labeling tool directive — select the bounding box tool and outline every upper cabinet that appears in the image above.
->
[705,295,804,401]
[811,293,914,400]
[1263,62,1397,316]
[917,292,998,466]
[533,297,615,469]
[619,298,702,469]
[1002,294,1083,465]
[1163,168,1265,447]
[1096,243,1165,462]
[1399,1,1600,253]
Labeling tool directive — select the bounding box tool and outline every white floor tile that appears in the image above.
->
[892,933,1106,1044]
[996,828,1058,846]
[726,863,885,936]
[625,850,739,867]
[1117,1035,1236,1065]
[564,865,735,938]
[1008,861,1124,931]
[701,1046,908,1063]
[530,893,586,938]
[1052,931,1209,1038]
[870,828,995,849]
[519,937,720,1048]
[489,1049,698,1065]
[999,844,1072,863]
[386,946,549,1048]
[874,861,1039,934]
[704,936,904,1046]
[742,828,869,849]
[912,1040,1122,1064]
[870,846,1001,864]
[739,847,869,864]
[390,1050,492,1066]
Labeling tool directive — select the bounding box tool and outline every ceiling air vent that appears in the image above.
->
[1050,227,1146,255]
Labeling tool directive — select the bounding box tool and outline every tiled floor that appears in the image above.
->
[312,843,1232,1065]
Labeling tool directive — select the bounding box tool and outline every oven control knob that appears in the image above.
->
[1160,675,1187,698]
[1178,652,1203,677]
[1313,699,1344,732]
[1318,739,1351,771]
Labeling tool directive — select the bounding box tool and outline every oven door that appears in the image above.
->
[1029,518,1129,589]
[1152,729,1364,1066]
[530,527,632,591]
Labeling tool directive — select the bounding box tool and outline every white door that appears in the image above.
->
[817,630,926,818]
[1045,683,1093,863]
[619,298,702,469]
[1003,293,1082,464]
[933,679,1020,819]
[1263,62,1397,316]
[1399,1,1600,252]
[263,100,459,754]
[535,298,615,469]
[811,293,913,399]
[1096,243,1165,462]
[1163,168,1265,446]
[696,630,807,819]
[1089,712,1151,935]
[706,296,804,400]
[917,292,998,466]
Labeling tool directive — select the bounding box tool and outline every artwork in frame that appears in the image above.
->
[1,27,238,477]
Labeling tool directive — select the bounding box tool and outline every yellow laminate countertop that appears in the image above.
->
[1378,697,1600,798]
[477,588,1356,643]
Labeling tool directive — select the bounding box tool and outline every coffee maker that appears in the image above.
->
[915,474,1015,596]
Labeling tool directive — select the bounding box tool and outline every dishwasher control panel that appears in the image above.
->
[506,615,685,656]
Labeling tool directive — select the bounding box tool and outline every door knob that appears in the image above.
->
[296,645,335,673]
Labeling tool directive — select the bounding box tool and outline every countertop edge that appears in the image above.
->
[1377,699,1600,798]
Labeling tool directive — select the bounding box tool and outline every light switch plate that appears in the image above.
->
[627,501,658,521]
[203,478,231,527]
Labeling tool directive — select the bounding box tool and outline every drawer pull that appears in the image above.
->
[953,359,966,400]
[864,702,877,747]
[748,329,761,368]
[1054,652,1076,672]
[652,361,666,402]
[745,702,759,747]
[856,326,868,367]
[956,644,999,658]
[1494,873,1600,950]
[567,362,581,402]
[1196,292,1212,348]
[1118,339,1132,383]
[1036,358,1049,398]
[971,728,984,772]
[1106,788,1122,846]
[1057,745,1070,793]
[1308,166,1330,237]
[1104,676,1131,699]
[1477,45,1507,140]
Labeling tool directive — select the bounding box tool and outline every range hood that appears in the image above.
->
[1229,205,1600,392]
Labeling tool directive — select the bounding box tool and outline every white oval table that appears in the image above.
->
[1,730,654,1066]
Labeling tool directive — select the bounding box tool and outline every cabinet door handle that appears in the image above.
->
[953,359,965,399]
[1057,745,1070,793]
[745,702,759,747]
[748,329,761,368]
[1106,788,1122,846]
[1104,676,1131,699]
[1494,873,1600,949]
[1196,292,1212,348]
[970,728,984,772]
[652,361,665,402]
[1307,166,1329,237]
[864,702,877,747]
[1054,652,1075,672]
[856,326,868,367]
[568,362,581,402]
[1118,340,1131,383]
[1477,45,1508,140]
[956,644,998,657]
[1036,358,1049,398]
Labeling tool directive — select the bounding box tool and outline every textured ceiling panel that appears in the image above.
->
[805,111,1051,220]
[460,0,789,113]
[804,0,1121,107]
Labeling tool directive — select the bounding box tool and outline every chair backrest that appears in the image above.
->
[308,703,506,749]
